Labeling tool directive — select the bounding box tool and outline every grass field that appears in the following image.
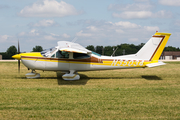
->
[0,62,180,119]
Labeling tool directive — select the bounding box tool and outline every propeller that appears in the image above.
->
[18,40,20,73]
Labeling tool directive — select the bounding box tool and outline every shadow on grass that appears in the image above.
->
[16,74,162,85]
[141,75,162,80]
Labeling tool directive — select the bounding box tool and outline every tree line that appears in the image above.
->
[86,44,180,56]
[0,44,180,59]
[0,46,43,59]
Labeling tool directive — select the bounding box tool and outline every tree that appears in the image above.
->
[86,45,95,52]
[95,46,103,55]
[104,46,113,56]
[164,46,180,51]
[6,45,17,59]
[32,46,43,52]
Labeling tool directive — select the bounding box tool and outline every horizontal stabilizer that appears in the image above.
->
[146,61,166,68]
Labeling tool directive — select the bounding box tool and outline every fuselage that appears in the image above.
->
[16,52,148,72]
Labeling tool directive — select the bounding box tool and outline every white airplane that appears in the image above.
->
[12,32,171,80]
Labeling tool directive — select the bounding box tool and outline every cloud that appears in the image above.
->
[113,11,152,19]
[76,30,92,37]
[159,0,180,6]
[154,10,172,18]
[74,20,159,46]
[109,2,172,19]
[113,10,172,19]
[19,0,82,17]
[114,21,141,28]
[62,33,70,38]
[0,35,10,42]
[108,3,153,11]
[144,26,159,32]
[28,19,59,27]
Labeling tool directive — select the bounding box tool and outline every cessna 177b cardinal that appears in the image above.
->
[12,32,171,80]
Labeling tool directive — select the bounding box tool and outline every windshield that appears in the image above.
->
[41,47,57,57]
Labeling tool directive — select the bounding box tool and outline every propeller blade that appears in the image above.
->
[18,60,20,73]
[18,40,20,73]
[18,40,20,54]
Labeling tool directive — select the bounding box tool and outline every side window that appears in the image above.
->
[54,51,69,58]
[56,51,63,58]
[51,54,55,58]
[73,53,90,59]
[61,51,69,58]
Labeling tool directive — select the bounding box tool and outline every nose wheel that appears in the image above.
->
[62,70,80,80]
[25,70,40,79]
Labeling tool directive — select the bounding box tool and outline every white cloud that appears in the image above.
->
[44,35,57,40]
[115,29,124,34]
[108,3,153,11]
[74,20,159,46]
[114,21,141,28]
[50,33,59,37]
[144,26,159,32]
[62,33,70,38]
[154,10,172,18]
[0,35,9,42]
[76,30,92,37]
[113,11,152,19]
[18,29,41,37]
[159,0,180,6]
[19,0,82,17]
[113,10,172,19]
[86,26,99,32]
[29,19,59,27]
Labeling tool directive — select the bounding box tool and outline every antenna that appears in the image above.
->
[71,37,78,43]
[111,47,118,57]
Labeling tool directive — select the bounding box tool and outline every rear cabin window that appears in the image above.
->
[73,53,90,59]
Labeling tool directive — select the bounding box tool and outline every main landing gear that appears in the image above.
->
[25,70,80,80]
[62,70,80,80]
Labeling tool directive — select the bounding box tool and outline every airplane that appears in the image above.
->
[12,32,171,80]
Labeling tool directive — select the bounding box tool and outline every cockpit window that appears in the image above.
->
[41,47,57,57]
[50,50,69,58]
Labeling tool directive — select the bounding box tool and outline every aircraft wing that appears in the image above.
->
[57,41,92,54]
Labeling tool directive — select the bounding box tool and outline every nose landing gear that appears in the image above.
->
[25,70,40,79]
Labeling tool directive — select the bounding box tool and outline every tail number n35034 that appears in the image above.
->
[111,59,144,67]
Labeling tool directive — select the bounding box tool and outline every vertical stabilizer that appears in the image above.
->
[136,32,171,61]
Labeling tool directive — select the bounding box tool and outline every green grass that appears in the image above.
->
[0,62,180,119]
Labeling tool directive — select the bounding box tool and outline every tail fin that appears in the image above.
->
[136,32,171,61]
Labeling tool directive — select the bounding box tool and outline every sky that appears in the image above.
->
[0,0,180,52]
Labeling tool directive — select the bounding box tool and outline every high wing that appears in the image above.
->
[57,41,92,54]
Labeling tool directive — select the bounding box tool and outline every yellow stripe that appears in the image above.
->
[152,32,171,61]
[22,57,148,67]
[21,52,43,57]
